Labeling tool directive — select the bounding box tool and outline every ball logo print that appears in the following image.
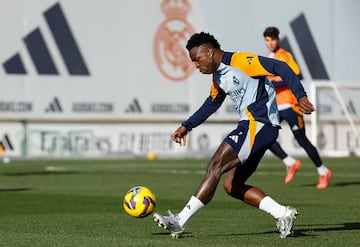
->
[153,0,196,82]
[123,186,157,218]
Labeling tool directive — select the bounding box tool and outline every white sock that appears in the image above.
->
[177,196,204,228]
[283,156,296,167]
[317,165,328,176]
[259,196,286,219]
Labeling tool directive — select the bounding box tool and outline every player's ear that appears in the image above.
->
[208,48,214,58]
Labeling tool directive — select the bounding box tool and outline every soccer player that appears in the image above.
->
[154,32,315,238]
[263,26,332,188]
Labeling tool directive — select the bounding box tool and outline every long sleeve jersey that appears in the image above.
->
[181,51,307,131]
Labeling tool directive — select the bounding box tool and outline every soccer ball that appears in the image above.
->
[123,186,157,218]
[146,151,156,161]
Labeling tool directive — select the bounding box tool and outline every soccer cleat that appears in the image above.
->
[284,160,301,184]
[316,169,332,189]
[153,210,184,239]
[276,206,298,238]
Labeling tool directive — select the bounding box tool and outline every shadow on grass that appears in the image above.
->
[210,222,360,238]
[152,231,194,239]
[331,181,360,187]
[0,188,32,192]
[1,171,80,176]
[293,222,360,236]
[301,181,360,188]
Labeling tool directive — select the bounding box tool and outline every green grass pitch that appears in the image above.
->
[0,156,359,246]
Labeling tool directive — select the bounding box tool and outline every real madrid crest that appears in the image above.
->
[153,0,196,82]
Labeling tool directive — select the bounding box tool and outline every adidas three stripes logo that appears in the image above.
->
[2,2,90,76]
[0,134,14,152]
[45,97,63,113]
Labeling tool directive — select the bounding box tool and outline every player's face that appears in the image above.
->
[188,44,217,74]
[264,36,279,52]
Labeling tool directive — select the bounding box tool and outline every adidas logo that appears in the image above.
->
[2,2,90,76]
[281,13,329,80]
[246,56,253,65]
[0,134,14,152]
[45,97,63,113]
[229,135,239,143]
[125,98,142,113]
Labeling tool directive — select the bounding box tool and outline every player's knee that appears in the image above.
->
[223,180,247,201]
[223,178,245,195]
[223,178,232,195]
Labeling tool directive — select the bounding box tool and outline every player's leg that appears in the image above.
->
[219,121,278,206]
[292,128,332,188]
[269,141,301,181]
[270,141,299,168]
[223,149,267,207]
[272,110,302,184]
[269,141,288,160]
[223,155,298,238]
[286,107,332,188]
[153,141,240,238]
[293,128,321,166]
[193,141,241,203]
[223,153,289,216]
[222,124,298,238]
[282,108,318,165]
[177,140,242,225]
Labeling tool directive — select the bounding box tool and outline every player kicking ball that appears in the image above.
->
[154,32,315,238]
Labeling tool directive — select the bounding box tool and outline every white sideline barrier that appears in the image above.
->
[1,121,359,159]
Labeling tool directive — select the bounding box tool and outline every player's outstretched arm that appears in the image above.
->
[171,126,188,146]
[298,96,315,114]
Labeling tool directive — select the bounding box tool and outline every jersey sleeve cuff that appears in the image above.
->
[181,121,193,132]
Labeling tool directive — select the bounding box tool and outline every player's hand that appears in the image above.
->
[298,96,315,114]
[171,126,188,146]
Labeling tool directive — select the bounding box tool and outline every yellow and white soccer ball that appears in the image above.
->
[123,186,157,218]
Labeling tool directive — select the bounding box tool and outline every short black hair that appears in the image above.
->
[186,32,221,51]
[263,26,279,39]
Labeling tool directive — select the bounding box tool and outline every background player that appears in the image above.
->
[263,26,332,188]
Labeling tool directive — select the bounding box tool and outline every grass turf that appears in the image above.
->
[0,157,359,246]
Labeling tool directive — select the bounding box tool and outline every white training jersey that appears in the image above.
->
[214,63,280,127]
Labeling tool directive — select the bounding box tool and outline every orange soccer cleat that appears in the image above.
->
[316,169,333,189]
[284,160,302,184]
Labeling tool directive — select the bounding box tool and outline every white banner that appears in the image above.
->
[0,122,355,158]
[27,123,187,158]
